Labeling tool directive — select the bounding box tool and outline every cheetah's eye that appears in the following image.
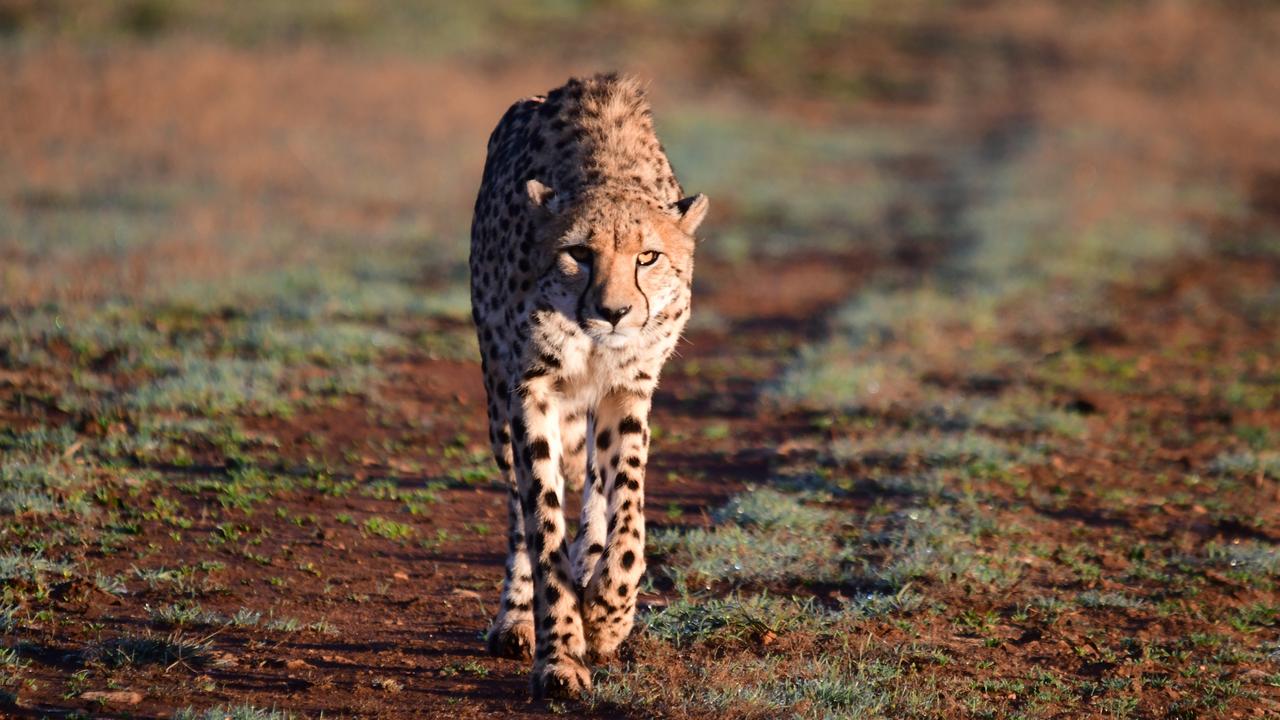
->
[637,250,661,267]
[565,246,593,264]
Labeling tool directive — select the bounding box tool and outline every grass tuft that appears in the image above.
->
[173,705,292,720]
[1076,591,1146,610]
[86,632,212,669]
[1207,451,1280,481]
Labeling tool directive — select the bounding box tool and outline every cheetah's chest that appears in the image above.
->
[550,336,663,401]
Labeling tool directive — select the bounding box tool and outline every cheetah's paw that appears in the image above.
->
[486,621,534,660]
[531,656,592,699]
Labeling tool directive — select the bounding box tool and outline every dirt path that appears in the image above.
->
[9,83,1279,719]
[8,239,888,718]
[309,252,885,719]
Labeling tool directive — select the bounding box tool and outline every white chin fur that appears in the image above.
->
[583,322,637,348]
[599,333,631,349]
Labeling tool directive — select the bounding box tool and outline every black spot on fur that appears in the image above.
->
[542,490,560,509]
[596,430,611,450]
[621,550,636,569]
[529,438,551,461]
[618,416,643,435]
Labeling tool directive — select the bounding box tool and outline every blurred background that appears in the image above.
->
[3,0,1275,311]
[5,0,1280,419]
[2,2,1280,718]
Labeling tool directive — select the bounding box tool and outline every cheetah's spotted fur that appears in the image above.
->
[469,73,707,698]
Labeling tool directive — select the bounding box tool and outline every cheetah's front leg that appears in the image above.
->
[581,390,651,660]
[571,412,607,592]
[512,374,591,698]
[486,478,535,659]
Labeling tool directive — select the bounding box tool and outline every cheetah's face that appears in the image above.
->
[530,181,708,349]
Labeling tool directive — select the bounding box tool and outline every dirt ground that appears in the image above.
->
[4,249,884,718]
[2,2,1279,719]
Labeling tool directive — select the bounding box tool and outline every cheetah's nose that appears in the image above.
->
[598,304,632,326]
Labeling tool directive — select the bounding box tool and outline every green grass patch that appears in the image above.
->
[643,591,919,649]
[1076,591,1146,610]
[1203,541,1280,584]
[363,516,414,541]
[651,487,855,588]
[174,705,293,720]
[594,638,943,719]
[1207,451,1280,482]
[0,552,75,587]
[712,487,837,532]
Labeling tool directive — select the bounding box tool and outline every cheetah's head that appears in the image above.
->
[529,180,708,349]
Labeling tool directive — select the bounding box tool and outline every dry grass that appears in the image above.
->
[0,43,577,304]
[971,2,1280,180]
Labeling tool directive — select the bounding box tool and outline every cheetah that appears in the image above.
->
[469,73,707,698]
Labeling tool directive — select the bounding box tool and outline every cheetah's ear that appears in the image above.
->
[673,194,709,235]
[526,179,562,213]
